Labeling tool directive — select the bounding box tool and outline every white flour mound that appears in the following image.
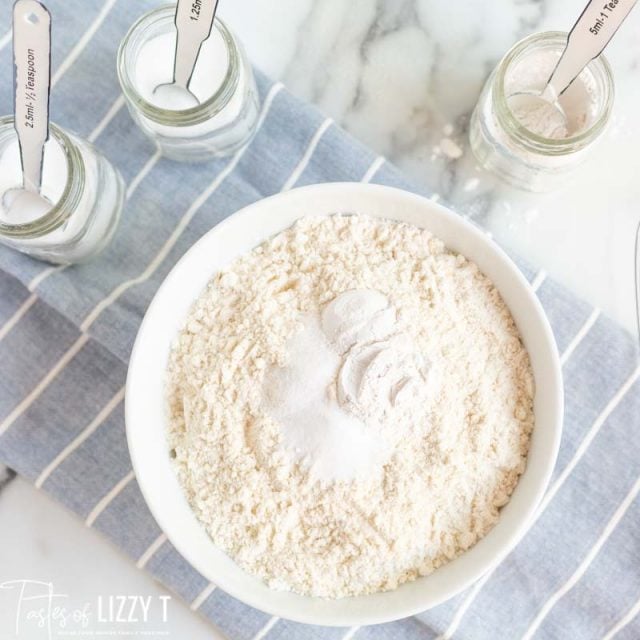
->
[167,214,534,598]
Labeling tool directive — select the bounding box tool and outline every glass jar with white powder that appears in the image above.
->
[0,117,125,264]
[117,5,260,162]
[470,31,614,192]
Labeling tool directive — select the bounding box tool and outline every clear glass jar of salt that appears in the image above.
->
[117,5,260,162]
[470,31,614,192]
[0,117,125,264]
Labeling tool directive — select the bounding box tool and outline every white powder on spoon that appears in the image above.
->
[134,30,229,109]
[507,93,570,139]
[504,47,599,139]
[262,312,385,483]
[0,137,67,224]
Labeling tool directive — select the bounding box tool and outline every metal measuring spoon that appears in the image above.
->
[153,0,220,110]
[507,0,638,136]
[2,0,52,220]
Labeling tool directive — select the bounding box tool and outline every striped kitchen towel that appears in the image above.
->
[0,2,639,639]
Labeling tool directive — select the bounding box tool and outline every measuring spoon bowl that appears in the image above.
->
[1,186,52,224]
[152,82,200,110]
[506,90,570,139]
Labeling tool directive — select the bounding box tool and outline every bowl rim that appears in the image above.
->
[126,182,563,626]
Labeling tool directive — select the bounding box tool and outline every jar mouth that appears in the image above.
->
[493,31,614,155]
[0,117,84,238]
[117,5,241,127]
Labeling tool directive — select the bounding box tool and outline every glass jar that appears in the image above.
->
[0,117,125,264]
[469,31,614,192]
[117,5,260,162]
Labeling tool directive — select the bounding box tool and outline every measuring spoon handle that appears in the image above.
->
[13,0,51,194]
[549,0,638,97]
[173,0,219,90]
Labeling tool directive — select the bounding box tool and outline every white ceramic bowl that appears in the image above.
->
[126,183,563,626]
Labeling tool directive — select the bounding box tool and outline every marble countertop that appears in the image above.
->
[2,0,639,638]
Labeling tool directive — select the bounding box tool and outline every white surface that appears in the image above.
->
[0,473,221,640]
[4,1,639,637]
[126,183,563,626]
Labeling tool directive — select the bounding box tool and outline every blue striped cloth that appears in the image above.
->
[1,2,639,639]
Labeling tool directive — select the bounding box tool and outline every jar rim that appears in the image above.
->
[493,31,615,155]
[0,117,85,238]
[117,5,241,127]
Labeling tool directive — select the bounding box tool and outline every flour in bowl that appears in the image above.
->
[166,214,534,598]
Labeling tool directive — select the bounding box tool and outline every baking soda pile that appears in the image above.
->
[167,214,534,598]
[263,289,433,483]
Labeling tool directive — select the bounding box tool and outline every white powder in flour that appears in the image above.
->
[167,214,534,598]
[262,312,384,483]
[263,289,432,483]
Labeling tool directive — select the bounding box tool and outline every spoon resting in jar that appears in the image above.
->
[153,0,220,110]
[507,0,637,138]
[2,0,52,222]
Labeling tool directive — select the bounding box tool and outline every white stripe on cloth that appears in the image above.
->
[433,363,640,638]
[28,265,66,292]
[136,532,168,569]
[521,474,640,640]
[536,365,640,516]
[51,0,120,87]
[0,29,11,52]
[530,269,547,292]
[341,626,361,640]
[85,468,134,526]
[602,596,640,640]
[88,95,126,143]
[252,616,280,640]
[78,82,285,334]
[126,148,162,200]
[0,334,89,437]
[560,308,600,365]
[435,572,493,640]
[35,386,125,488]
[281,118,333,191]
[190,582,217,611]
[0,293,37,342]
[360,156,385,183]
